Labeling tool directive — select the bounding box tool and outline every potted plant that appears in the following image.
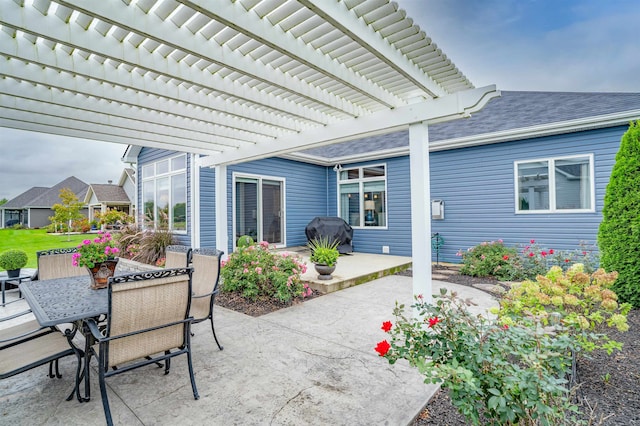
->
[308,236,340,280]
[72,231,121,289]
[0,249,28,278]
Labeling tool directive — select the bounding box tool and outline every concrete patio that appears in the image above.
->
[1,258,498,425]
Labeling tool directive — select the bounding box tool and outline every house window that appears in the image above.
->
[338,164,387,227]
[141,154,187,231]
[233,174,285,247]
[515,154,594,213]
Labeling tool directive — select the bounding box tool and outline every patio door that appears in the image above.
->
[234,175,285,246]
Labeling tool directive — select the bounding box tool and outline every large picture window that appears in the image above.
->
[141,154,187,231]
[338,164,387,227]
[515,154,594,213]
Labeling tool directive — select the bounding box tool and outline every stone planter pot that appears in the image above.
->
[87,258,119,290]
[314,263,336,280]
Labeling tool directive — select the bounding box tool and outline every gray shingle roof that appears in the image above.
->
[300,91,640,160]
[88,184,130,203]
[26,176,88,208]
[2,186,50,209]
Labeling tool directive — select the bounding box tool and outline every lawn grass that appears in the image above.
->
[0,229,93,269]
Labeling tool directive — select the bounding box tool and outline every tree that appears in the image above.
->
[0,198,7,206]
[50,188,85,241]
[598,120,640,307]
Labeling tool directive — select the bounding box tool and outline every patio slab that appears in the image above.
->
[1,274,498,425]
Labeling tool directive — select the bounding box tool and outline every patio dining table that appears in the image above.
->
[20,276,108,402]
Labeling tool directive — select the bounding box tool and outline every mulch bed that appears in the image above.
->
[216,289,323,317]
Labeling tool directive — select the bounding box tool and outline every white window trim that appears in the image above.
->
[337,163,389,229]
[514,153,595,214]
[232,172,287,249]
[141,153,188,233]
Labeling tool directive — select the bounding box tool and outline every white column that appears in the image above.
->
[191,154,201,248]
[215,165,228,255]
[409,122,432,303]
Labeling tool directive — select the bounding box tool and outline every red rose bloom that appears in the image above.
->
[375,340,391,356]
[502,255,509,260]
[541,251,547,257]
[381,321,392,332]
[428,316,440,328]
[530,239,535,244]
[549,249,554,254]
[528,252,535,257]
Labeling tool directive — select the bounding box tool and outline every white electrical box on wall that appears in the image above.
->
[432,200,444,220]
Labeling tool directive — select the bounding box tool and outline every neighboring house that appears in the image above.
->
[126,91,640,263]
[84,168,137,222]
[0,176,88,229]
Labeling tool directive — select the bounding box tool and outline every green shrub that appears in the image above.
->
[598,120,640,307]
[497,264,630,354]
[237,235,254,248]
[0,249,28,270]
[457,240,516,279]
[377,290,581,425]
[221,241,312,303]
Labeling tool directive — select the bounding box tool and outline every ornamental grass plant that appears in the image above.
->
[220,241,312,303]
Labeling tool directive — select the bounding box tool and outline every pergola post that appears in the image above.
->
[215,165,228,256]
[409,122,433,303]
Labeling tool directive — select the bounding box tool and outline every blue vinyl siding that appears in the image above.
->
[137,148,191,246]
[327,157,412,256]
[430,126,626,263]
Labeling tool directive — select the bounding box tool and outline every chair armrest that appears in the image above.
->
[192,289,219,299]
[1,309,33,323]
[84,318,104,341]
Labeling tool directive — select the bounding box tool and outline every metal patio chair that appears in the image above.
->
[35,247,88,280]
[0,310,78,382]
[84,268,199,426]
[190,248,224,350]
[164,245,192,268]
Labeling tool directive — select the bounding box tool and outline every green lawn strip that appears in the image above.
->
[0,229,93,269]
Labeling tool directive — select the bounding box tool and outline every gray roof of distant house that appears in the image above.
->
[26,176,88,208]
[88,184,130,203]
[300,91,640,160]
[2,186,50,209]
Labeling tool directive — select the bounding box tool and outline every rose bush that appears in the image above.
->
[377,289,581,425]
[220,241,311,303]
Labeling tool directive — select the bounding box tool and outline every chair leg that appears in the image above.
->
[145,355,163,369]
[210,316,223,350]
[98,367,114,426]
[186,338,199,400]
[48,359,62,378]
[164,352,171,375]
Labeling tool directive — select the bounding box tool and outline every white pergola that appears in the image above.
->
[0,0,499,299]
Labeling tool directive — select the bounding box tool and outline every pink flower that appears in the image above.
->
[528,252,535,257]
[549,249,554,255]
[417,294,424,300]
[502,324,509,330]
[255,267,262,274]
[498,239,503,243]
[220,260,227,268]
[381,321,392,332]
[540,251,547,257]
[83,239,92,245]
[259,241,269,248]
[530,239,535,244]
[480,255,486,260]
[243,268,249,273]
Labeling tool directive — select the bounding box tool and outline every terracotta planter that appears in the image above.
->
[87,259,119,290]
[314,263,336,280]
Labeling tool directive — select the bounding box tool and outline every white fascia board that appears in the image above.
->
[299,0,448,98]
[284,109,640,165]
[122,145,142,164]
[428,109,640,151]
[198,85,499,167]
[53,0,366,118]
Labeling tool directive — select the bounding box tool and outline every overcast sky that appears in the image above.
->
[0,0,638,201]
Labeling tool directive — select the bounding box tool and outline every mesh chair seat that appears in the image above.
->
[164,245,192,269]
[190,248,224,350]
[36,247,88,281]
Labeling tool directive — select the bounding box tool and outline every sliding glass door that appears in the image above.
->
[234,175,284,246]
